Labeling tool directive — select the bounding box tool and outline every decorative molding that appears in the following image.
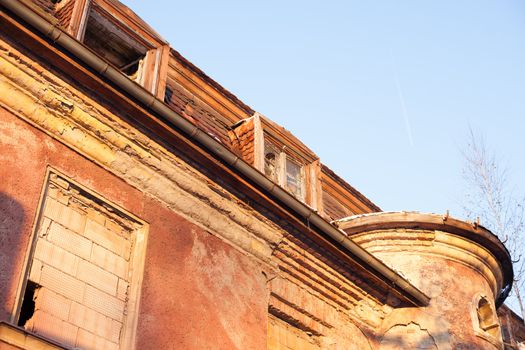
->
[270,235,393,332]
[352,229,504,299]
[339,212,512,304]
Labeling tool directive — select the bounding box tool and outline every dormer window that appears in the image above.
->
[229,113,321,208]
[83,8,148,82]
[264,140,305,201]
[58,0,169,97]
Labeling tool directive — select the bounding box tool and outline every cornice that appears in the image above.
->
[337,212,513,305]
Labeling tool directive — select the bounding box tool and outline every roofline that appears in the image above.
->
[170,48,255,116]
[0,0,430,307]
[337,211,514,307]
[321,164,382,212]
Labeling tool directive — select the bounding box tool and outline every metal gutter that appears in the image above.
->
[0,0,430,306]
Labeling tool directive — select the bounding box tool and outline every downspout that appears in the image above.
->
[0,0,430,306]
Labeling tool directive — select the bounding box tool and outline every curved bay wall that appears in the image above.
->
[339,212,512,350]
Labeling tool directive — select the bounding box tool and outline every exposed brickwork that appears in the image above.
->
[269,231,390,341]
[91,244,128,280]
[45,221,92,260]
[229,117,256,165]
[498,305,525,349]
[55,0,76,28]
[27,311,78,348]
[76,328,119,350]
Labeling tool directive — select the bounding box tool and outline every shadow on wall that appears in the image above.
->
[0,192,25,321]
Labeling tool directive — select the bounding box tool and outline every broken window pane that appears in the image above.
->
[264,142,280,183]
[83,7,148,82]
[285,158,303,200]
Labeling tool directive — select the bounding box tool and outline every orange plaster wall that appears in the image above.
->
[0,107,269,349]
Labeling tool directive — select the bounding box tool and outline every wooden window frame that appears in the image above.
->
[66,0,170,97]
[264,138,307,202]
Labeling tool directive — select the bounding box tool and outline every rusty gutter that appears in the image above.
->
[0,0,430,306]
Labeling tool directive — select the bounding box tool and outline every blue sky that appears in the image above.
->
[122,0,525,218]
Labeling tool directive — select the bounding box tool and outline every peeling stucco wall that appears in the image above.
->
[353,228,504,350]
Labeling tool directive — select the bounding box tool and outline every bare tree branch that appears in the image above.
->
[461,127,525,319]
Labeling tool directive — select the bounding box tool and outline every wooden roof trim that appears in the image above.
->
[260,114,319,163]
[321,164,381,213]
[322,176,374,215]
[97,0,167,44]
[169,48,254,118]
[166,60,250,127]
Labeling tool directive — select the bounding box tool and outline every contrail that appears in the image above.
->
[391,59,414,147]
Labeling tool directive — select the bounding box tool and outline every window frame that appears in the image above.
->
[66,0,170,97]
[471,293,503,348]
[11,167,149,350]
[242,113,322,209]
[264,138,307,201]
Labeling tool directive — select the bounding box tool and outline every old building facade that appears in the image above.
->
[0,0,521,349]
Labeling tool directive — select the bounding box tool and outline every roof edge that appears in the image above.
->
[337,211,513,306]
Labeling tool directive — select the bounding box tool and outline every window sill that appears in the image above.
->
[474,328,504,350]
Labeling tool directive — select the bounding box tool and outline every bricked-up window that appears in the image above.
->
[264,139,305,201]
[16,171,148,350]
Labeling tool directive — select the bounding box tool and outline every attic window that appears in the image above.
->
[285,157,303,199]
[264,140,305,201]
[82,6,148,82]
